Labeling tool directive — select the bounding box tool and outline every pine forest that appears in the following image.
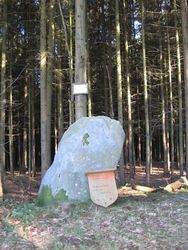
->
[1,1,188,248]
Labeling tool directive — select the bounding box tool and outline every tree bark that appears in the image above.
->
[46,0,55,169]
[9,63,14,176]
[106,65,114,118]
[21,72,28,174]
[56,37,64,143]
[69,0,74,123]
[141,0,150,185]
[75,0,87,120]
[28,72,32,176]
[58,0,74,124]
[0,0,7,200]
[160,41,168,176]
[164,57,170,173]
[40,0,48,177]
[167,30,174,176]
[116,0,123,125]
[123,0,134,179]
[181,0,188,178]
[31,75,36,177]
[116,0,125,185]
[174,0,184,176]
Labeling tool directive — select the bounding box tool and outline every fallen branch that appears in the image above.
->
[119,177,188,196]
[164,176,188,192]
[132,184,155,193]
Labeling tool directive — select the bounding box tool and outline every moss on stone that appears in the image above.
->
[54,189,68,202]
[37,186,68,206]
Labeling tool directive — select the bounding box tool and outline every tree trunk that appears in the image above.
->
[0,0,7,200]
[167,30,174,176]
[174,0,184,176]
[40,0,48,177]
[160,41,168,176]
[141,0,150,185]
[149,81,153,174]
[86,14,92,117]
[21,80,28,174]
[106,65,114,118]
[58,0,74,124]
[28,73,32,176]
[116,0,123,125]
[123,0,134,179]
[104,63,108,116]
[75,0,87,120]
[181,0,188,178]
[9,63,14,175]
[31,75,36,177]
[107,2,114,119]
[116,0,125,185]
[57,45,64,142]
[46,0,55,168]
[164,57,170,173]
[69,0,74,123]
[136,82,142,166]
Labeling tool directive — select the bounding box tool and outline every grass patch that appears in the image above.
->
[10,202,42,226]
[68,201,92,218]
[52,242,63,250]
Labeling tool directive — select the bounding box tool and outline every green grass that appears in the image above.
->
[9,202,42,226]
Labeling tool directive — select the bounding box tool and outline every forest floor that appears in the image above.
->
[0,165,188,249]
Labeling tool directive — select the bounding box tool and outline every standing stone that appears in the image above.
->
[38,116,125,205]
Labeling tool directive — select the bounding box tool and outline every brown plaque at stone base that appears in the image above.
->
[86,169,118,207]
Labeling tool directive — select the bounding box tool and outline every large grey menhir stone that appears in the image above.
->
[38,116,125,204]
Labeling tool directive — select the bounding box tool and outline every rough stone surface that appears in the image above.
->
[38,116,125,203]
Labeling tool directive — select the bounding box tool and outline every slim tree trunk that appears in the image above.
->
[116,0,125,185]
[87,51,92,117]
[22,80,28,174]
[141,0,150,185]
[26,5,34,177]
[9,64,14,175]
[160,41,168,176]
[106,1,114,119]
[136,80,142,166]
[123,0,134,179]
[46,0,55,168]
[31,75,36,177]
[149,79,153,174]
[116,0,123,125]
[40,0,48,177]
[58,0,74,124]
[69,0,74,123]
[174,0,184,176]
[167,30,174,176]
[164,57,170,173]
[104,63,108,116]
[17,111,22,169]
[0,0,7,200]
[86,15,92,117]
[28,74,32,176]
[181,0,188,178]
[57,52,64,142]
[106,65,114,118]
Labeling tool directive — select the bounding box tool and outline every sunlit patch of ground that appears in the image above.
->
[1,165,187,249]
[1,190,188,249]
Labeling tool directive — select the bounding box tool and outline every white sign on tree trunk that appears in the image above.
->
[72,83,88,95]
